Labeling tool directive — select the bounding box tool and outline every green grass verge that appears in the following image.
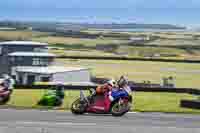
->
[134,92,200,114]
[5,89,200,114]
[57,59,200,88]
[7,89,82,110]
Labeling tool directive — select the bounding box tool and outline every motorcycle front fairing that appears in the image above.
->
[0,90,10,97]
[86,93,111,113]
[0,90,12,104]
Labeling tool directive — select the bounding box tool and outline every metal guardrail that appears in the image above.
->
[180,100,200,109]
[134,87,200,95]
[14,85,200,95]
[15,85,96,90]
[57,56,200,64]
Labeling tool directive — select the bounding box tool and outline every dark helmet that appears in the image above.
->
[56,84,64,90]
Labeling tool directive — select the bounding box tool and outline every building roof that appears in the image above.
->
[8,52,56,57]
[0,41,48,46]
[14,66,89,74]
[36,81,96,86]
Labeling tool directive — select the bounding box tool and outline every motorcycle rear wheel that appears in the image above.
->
[71,98,87,115]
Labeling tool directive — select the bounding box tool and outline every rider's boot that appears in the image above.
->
[88,88,96,103]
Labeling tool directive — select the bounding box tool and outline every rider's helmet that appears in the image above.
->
[56,84,64,91]
[2,74,10,88]
[56,84,65,99]
[107,79,116,87]
[118,76,128,88]
[2,74,10,80]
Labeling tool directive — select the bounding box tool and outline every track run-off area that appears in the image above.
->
[0,109,199,133]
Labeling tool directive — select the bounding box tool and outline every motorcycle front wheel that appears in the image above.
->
[111,100,131,117]
[71,98,87,115]
[0,96,10,105]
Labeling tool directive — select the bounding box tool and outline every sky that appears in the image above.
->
[0,0,200,27]
[1,0,200,9]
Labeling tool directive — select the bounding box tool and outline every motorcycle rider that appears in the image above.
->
[0,74,15,93]
[88,79,116,102]
[109,76,131,101]
[0,74,15,101]
[38,84,65,106]
[55,84,65,99]
[95,79,116,111]
[95,79,116,95]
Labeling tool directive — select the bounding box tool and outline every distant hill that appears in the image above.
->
[0,21,186,31]
[75,23,186,30]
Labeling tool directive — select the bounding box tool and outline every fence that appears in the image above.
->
[57,56,200,64]
[15,85,200,95]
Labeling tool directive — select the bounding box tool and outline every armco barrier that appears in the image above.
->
[14,85,96,90]
[134,87,200,95]
[57,56,200,64]
[14,85,200,95]
[180,100,200,109]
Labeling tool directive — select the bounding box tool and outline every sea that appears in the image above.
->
[0,8,200,29]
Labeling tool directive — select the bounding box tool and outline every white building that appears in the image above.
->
[12,66,91,85]
[0,41,92,85]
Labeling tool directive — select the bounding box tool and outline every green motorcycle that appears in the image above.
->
[38,86,65,106]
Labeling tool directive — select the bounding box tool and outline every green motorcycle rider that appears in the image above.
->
[38,84,65,106]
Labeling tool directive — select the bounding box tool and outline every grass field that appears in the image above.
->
[84,29,200,40]
[32,36,127,46]
[0,30,49,40]
[82,30,200,58]
[6,89,200,114]
[1,30,200,59]
[34,32,200,59]
[56,59,200,88]
[51,49,117,57]
[117,46,187,58]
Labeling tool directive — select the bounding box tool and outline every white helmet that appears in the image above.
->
[107,79,116,87]
[3,74,10,79]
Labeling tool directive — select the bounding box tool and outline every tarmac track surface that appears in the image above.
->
[0,109,199,133]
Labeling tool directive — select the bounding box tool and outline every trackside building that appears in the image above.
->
[0,41,91,85]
